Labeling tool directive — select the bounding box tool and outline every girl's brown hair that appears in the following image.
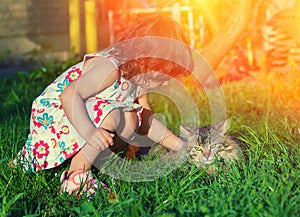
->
[108,14,194,79]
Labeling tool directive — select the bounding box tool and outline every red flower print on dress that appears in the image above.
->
[115,93,122,102]
[31,109,42,128]
[51,103,63,110]
[56,132,61,139]
[60,125,69,135]
[49,126,56,134]
[55,125,70,138]
[36,108,45,113]
[51,138,57,148]
[52,103,59,108]
[33,161,48,171]
[66,67,82,82]
[22,146,27,156]
[93,99,110,111]
[121,81,129,91]
[33,140,50,159]
[93,99,109,124]
[63,142,79,159]
[31,130,38,135]
[94,110,103,124]
[33,120,42,128]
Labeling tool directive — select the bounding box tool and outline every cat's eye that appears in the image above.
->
[195,146,203,151]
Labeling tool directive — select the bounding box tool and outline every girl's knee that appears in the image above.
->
[124,111,138,127]
[110,109,139,141]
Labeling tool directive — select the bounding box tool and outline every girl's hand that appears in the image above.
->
[85,128,115,150]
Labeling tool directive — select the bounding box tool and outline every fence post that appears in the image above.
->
[69,0,81,53]
[84,0,98,53]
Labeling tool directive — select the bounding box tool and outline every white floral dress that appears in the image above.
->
[17,52,142,172]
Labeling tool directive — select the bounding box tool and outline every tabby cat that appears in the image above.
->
[180,120,243,174]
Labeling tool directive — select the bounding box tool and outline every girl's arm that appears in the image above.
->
[137,92,185,152]
[59,57,117,150]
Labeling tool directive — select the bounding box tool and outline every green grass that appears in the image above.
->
[0,64,299,216]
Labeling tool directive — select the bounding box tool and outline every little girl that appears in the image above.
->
[15,14,194,196]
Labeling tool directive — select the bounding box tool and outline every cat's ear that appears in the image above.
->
[179,124,194,137]
[212,118,230,135]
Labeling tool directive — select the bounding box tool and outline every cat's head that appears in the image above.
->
[180,119,241,169]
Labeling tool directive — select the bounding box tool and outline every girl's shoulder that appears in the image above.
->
[83,52,119,69]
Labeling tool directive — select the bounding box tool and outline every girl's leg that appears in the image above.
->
[68,109,138,178]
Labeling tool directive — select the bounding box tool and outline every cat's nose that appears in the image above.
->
[203,150,211,160]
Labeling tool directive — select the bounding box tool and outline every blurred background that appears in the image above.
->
[0,0,299,78]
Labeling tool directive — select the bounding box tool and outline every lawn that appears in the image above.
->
[0,60,299,216]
